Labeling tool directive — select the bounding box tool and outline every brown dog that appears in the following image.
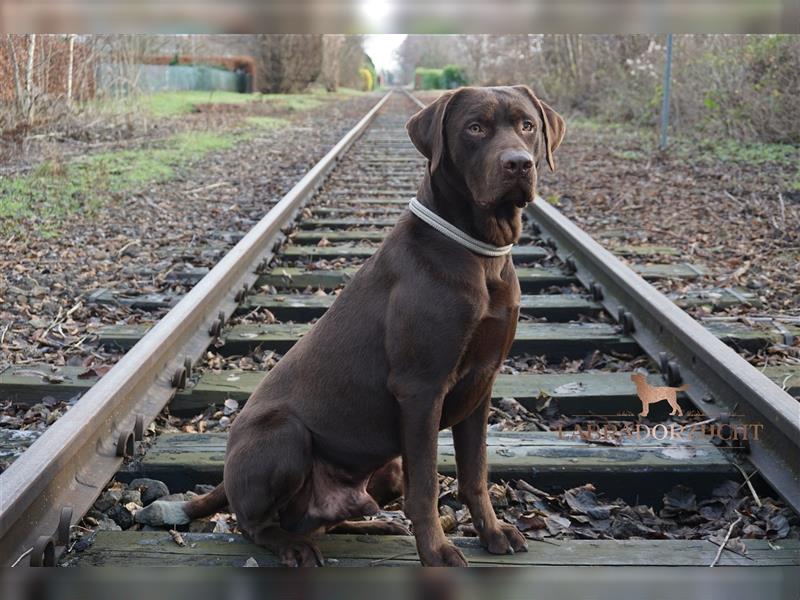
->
[163,87,565,566]
[631,372,687,417]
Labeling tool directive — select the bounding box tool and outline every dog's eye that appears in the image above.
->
[522,120,534,132]
[467,123,483,135]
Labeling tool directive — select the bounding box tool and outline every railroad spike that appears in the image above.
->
[134,415,145,441]
[209,319,223,338]
[736,436,752,454]
[666,360,682,387]
[56,506,73,546]
[184,356,193,378]
[617,309,635,335]
[30,536,55,567]
[116,431,134,458]
[658,352,670,374]
[171,367,187,389]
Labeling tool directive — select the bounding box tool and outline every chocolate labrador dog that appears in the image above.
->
[160,86,565,566]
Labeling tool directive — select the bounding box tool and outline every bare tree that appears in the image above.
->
[337,36,368,89]
[66,34,75,106]
[25,34,36,124]
[321,35,345,92]
[257,35,323,93]
[5,35,24,114]
[460,35,487,84]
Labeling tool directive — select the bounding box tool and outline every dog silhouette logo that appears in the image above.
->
[631,372,687,417]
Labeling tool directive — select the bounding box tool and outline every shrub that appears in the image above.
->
[441,65,468,88]
[415,68,443,90]
[359,67,374,91]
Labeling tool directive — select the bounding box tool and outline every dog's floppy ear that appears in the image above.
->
[515,85,566,172]
[405,90,457,175]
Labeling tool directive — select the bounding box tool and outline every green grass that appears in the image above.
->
[692,139,799,165]
[613,149,647,161]
[0,88,370,236]
[142,91,264,118]
[0,130,244,235]
[139,89,358,118]
[571,117,799,167]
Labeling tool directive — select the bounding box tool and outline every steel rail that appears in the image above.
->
[402,87,427,110]
[528,197,800,513]
[0,90,394,567]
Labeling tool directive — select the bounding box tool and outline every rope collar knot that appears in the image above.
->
[408,198,513,258]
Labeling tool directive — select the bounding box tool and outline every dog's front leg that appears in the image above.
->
[386,285,475,566]
[452,398,528,554]
[397,391,468,566]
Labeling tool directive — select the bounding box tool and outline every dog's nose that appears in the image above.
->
[501,150,534,177]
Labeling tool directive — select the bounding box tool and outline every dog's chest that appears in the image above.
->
[462,273,520,370]
[440,272,520,427]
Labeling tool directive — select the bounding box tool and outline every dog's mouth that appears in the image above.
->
[497,179,534,208]
[468,173,535,210]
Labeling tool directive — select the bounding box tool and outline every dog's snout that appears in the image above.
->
[501,150,533,177]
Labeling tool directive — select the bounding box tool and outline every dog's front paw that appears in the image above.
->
[480,522,528,555]
[419,541,468,567]
[278,538,324,567]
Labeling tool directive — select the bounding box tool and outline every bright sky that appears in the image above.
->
[363,34,407,73]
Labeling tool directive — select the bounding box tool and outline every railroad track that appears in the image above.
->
[1,89,798,567]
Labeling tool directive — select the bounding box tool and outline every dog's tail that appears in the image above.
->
[184,482,228,519]
[675,384,689,392]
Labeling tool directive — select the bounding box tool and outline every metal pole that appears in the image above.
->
[659,34,673,150]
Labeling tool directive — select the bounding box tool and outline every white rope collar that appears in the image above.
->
[408,198,513,257]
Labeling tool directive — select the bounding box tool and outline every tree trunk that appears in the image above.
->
[321,35,344,92]
[6,35,24,114]
[66,34,76,106]
[25,34,36,124]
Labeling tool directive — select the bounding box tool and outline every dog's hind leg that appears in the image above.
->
[225,409,321,566]
[366,457,403,506]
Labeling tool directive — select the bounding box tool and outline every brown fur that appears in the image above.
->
[184,86,565,566]
[631,373,688,417]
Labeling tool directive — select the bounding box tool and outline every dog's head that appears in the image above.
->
[630,373,646,384]
[406,85,565,209]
